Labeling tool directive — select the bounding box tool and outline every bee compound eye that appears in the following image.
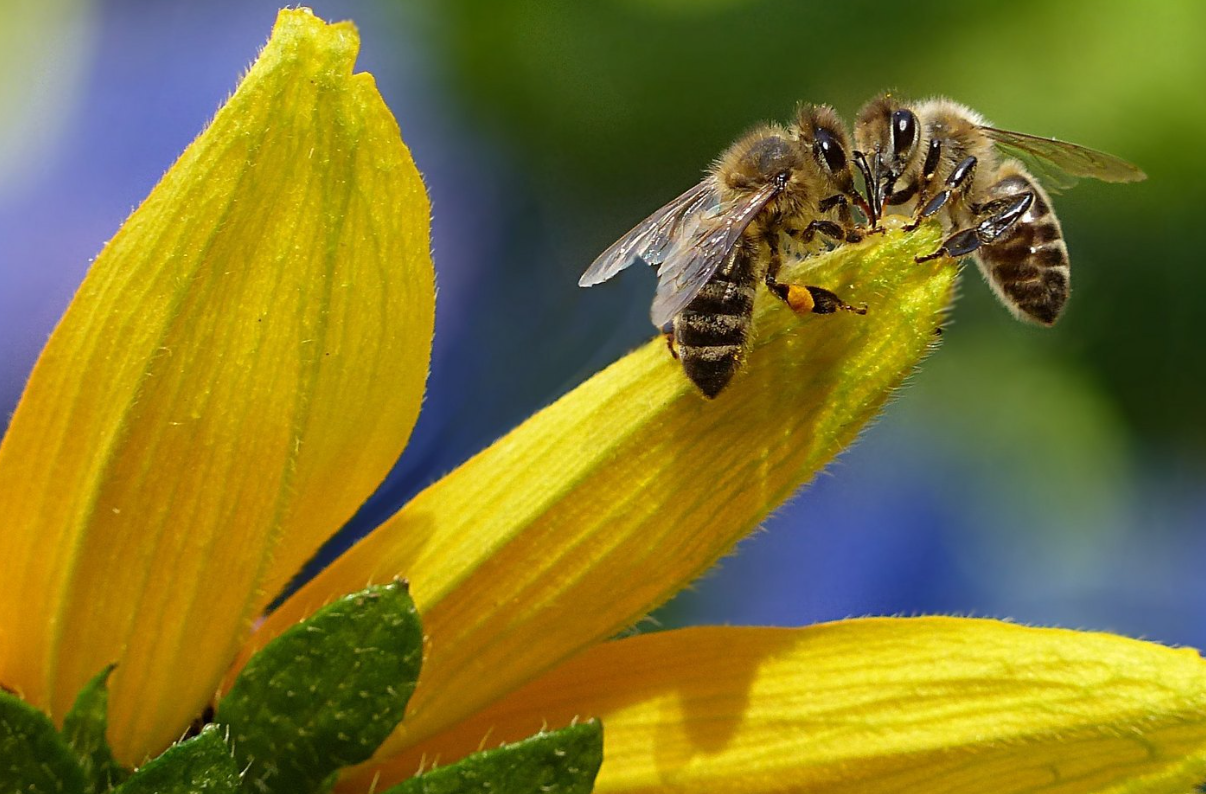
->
[814,128,847,174]
[891,109,918,158]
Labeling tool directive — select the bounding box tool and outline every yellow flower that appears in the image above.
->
[2,8,1206,793]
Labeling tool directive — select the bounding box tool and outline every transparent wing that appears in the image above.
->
[649,180,779,328]
[992,143,1080,193]
[578,178,718,287]
[982,126,1147,188]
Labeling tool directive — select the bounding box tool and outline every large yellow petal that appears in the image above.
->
[242,218,954,758]
[0,9,433,763]
[346,618,1206,794]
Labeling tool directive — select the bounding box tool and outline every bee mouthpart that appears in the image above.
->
[853,150,881,227]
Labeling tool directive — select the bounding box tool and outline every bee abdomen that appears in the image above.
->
[679,342,746,398]
[674,270,757,398]
[977,171,1070,326]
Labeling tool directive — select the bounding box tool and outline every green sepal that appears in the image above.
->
[382,721,604,794]
[0,690,86,794]
[61,664,128,792]
[217,579,423,793]
[111,725,238,794]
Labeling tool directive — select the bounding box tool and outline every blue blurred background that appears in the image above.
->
[3,1,1204,647]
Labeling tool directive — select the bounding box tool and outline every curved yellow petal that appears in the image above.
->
[347,618,1206,794]
[242,219,954,757]
[0,8,433,763]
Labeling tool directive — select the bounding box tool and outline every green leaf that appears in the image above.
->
[0,690,86,794]
[60,664,127,793]
[216,579,423,793]
[382,721,604,794]
[111,726,237,794]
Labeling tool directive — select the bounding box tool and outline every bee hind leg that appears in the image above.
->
[766,279,867,316]
[916,191,1034,264]
[765,230,866,316]
[662,326,679,360]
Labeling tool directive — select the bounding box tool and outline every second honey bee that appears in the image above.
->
[579,105,869,398]
[854,94,1146,325]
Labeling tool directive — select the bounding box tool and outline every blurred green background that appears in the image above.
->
[2,1,1203,644]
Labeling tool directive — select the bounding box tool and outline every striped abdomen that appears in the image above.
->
[673,245,758,398]
[974,164,1070,325]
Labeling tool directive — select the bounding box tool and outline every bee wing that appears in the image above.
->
[649,180,780,328]
[578,178,719,287]
[982,126,1147,190]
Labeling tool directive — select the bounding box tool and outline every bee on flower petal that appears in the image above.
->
[579,105,870,398]
[854,94,1145,325]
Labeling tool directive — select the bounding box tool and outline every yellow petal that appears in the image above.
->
[346,618,1206,794]
[241,218,954,757]
[0,8,433,763]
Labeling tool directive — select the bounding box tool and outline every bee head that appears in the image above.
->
[854,94,921,215]
[796,104,854,193]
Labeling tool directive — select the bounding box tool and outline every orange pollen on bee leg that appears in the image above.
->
[785,285,816,314]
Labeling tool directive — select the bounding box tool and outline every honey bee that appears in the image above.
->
[579,105,870,398]
[854,94,1146,324]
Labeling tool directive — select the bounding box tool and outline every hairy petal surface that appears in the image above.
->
[351,618,1206,794]
[0,9,433,763]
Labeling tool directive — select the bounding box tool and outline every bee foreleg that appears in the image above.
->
[818,196,865,243]
[792,220,845,245]
[905,154,976,232]
[916,190,1034,264]
[818,194,846,213]
[908,138,944,220]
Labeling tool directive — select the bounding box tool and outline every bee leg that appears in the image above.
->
[840,212,865,244]
[796,220,845,245]
[802,286,868,315]
[916,191,1034,264]
[766,228,866,315]
[766,277,867,316]
[764,233,811,312]
[904,138,944,230]
[820,194,866,243]
[905,153,976,232]
[884,181,921,209]
[818,194,846,213]
[658,320,679,359]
